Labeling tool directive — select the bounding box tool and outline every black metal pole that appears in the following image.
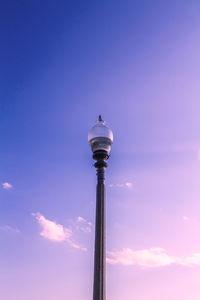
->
[93,151,108,300]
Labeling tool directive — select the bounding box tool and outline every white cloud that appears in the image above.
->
[2,182,13,190]
[32,213,86,250]
[182,253,200,266]
[107,247,200,268]
[33,212,71,242]
[0,225,20,233]
[107,247,175,267]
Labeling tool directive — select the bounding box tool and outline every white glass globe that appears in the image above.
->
[88,116,113,154]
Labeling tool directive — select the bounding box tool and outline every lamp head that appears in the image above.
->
[88,116,113,157]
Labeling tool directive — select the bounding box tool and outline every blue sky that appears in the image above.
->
[1,0,200,299]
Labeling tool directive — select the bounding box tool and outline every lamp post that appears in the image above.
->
[88,116,113,300]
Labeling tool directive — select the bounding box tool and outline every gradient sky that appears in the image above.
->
[1,0,200,299]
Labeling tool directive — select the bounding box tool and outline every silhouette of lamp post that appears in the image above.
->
[88,115,113,300]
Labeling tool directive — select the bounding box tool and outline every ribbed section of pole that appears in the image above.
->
[93,167,106,300]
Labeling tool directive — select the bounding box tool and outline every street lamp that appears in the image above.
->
[88,115,113,300]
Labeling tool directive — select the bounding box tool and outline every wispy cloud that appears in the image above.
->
[107,247,175,267]
[2,182,13,190]
[0,225,20,233]
[107,247,200,268]
[108,181,133,189]
[32,213,86,251]
[77,216,87,223]
[76,216,92,233]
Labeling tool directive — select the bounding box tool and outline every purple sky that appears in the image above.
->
[1,1,200,299]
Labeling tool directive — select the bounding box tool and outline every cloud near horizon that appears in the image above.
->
[107,247,200,268]
[32,213,86,251]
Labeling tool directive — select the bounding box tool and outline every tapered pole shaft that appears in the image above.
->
[93,166,106,300]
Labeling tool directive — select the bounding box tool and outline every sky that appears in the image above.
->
[1,0,200,299]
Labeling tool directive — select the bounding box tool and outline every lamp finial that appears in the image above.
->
[98,115,102,121]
